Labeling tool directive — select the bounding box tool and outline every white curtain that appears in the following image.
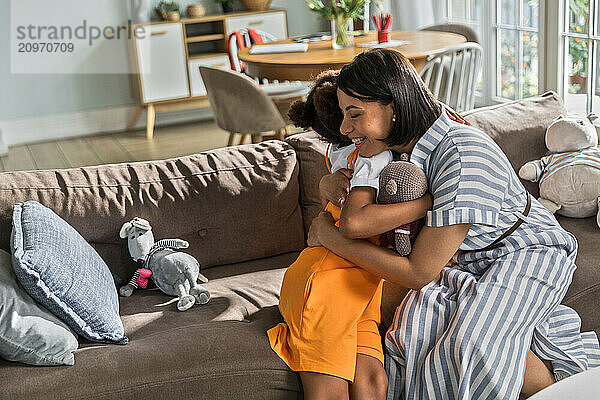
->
[378,0,446,31]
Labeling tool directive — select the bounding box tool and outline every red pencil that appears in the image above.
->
[384,14,392,30]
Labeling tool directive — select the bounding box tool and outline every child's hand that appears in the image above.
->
[307,211,336,247]
[319,169,352,208]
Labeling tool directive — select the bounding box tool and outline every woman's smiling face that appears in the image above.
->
[337,88,395,158]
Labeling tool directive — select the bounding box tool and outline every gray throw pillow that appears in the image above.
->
[0,249,78,366]
[11,201,127,344]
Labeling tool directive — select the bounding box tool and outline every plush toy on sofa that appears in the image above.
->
[118,217,210,311]
[377,154,428,256]
[518,114,600,228]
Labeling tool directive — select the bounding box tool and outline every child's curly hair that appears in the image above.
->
[287,70,351,146]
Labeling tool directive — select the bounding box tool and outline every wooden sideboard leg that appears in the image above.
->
[240,134,250,145]
[146,104,156,140]
[127,105,144,131]
[227,132,236,147]
[276,128,285,141]
[251,134,261,144]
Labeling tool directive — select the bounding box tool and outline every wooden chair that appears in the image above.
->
[199,65,289,146]
[227,28,277,75]
[227,28,309,124]
[419,42,483,112]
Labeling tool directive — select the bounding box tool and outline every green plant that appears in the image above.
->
[155,1,180,19]
[306,0,367,20]
[306,1,379,48]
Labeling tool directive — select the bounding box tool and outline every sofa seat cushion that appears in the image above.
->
[0,252,301,400]
[557,216,600,332]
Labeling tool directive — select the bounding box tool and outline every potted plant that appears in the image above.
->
[155,1,180,21]
[214,0,235,13]
[306,0,368,49]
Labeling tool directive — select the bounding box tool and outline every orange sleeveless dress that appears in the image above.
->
[267,149,385,382]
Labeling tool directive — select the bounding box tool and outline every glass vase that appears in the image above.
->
[331,17,354,49]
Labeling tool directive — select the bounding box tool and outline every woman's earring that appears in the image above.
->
[392,116,396,122]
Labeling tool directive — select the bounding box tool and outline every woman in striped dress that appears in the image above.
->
[309,48,600,399]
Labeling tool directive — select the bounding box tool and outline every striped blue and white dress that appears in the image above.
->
[385,106,600,399]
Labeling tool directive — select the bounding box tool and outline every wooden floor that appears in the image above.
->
[0,120,235,172]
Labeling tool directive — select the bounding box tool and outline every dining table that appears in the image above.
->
[237,30,467,82]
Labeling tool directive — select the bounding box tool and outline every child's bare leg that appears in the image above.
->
[521,350,555,398]
[299,371,349,400]
[349,354,388,400]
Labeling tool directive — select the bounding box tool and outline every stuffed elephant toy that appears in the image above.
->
[377,154,428,256]
[518,114,600,228]
[119,217,210,311]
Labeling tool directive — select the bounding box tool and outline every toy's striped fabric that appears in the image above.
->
[528,148,600,184]
[385,106,600,400]
[143,239,188,269]
[125,269,142,289]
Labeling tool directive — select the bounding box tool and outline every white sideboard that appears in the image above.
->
[129,9,288,139]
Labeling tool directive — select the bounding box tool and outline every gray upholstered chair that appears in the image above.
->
[421,23,480,44]
[227,28,310,125]
[199,66,288,146]
[419,42,483,113]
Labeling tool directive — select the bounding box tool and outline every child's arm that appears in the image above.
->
[339,187,432,239]
[319,169,352,208]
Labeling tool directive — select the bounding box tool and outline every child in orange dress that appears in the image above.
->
[266,70,432,397]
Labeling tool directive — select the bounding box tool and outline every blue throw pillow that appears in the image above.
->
[11,201,127,344]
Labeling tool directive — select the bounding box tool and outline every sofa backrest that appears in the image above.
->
[463,91,567,197]
[0,140,305,280]
[286,91,567,236]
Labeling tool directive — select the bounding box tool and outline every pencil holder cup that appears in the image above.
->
[378,30,390,43]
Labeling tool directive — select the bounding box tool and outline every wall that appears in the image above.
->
[0,0,325,145]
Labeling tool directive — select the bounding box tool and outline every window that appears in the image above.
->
[447,0,484,40]
[562,0,600,114]
[444,0,541,104]
[497,0,540,99]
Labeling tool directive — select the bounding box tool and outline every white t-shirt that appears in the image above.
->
[327,144,394,194]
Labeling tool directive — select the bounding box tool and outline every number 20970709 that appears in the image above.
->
[18,42,74,52]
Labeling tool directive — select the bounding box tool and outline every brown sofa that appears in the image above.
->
[0,92,598,399]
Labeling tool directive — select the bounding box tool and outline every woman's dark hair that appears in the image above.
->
[287,70,351,146]
[337,48,441,147]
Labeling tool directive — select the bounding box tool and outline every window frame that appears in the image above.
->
[443,0,546,106]
[557,0,600,113]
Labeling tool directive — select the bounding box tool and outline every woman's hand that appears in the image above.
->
[319,169,352,208]
[307,211,337,247]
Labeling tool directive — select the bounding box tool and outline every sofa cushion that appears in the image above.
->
[463,91,567,197]
[0,249,78,366]
[11,201,127,344]
[0,141,305,282]
[556,216,600,332]
[0,252,302,400]
[285,132,329,237]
